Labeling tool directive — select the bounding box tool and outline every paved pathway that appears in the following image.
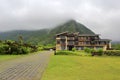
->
[0,51,52,80]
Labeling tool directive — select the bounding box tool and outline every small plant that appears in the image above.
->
[91,49,96,56]
[91,49,103,56]
[84,47,92,53]
[97,49,103,56]
[72,48,76,52]
[56,50,75,55]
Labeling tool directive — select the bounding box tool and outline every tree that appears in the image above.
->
[18,35,23,44]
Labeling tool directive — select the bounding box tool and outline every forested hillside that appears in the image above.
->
[0,20,94,45]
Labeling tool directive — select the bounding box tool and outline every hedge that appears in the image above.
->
[56,50,77,55]
[56,50,120,56]
[84,47,103,56]
[104,50,120,56]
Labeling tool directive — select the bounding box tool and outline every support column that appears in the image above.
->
[103,45,107,51]
[65,36,68,50]
[109,42,111,49]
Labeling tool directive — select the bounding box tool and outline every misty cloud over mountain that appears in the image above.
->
[0,0,120,41]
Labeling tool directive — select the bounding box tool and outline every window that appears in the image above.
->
[68,41,74,45]
[60,36,66,39]
[68,37,74,40]
[57,40,60,44]
[86,42,90,44]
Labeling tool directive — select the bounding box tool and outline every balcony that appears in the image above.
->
[67,42,74,45]
[57,36,66,40]
[75,43,106,46]
[67,37,74,40]
[61,43,66,46]
[95,44,106,46]
[56,37,60,39]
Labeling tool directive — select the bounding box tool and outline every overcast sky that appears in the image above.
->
[0,0,120,41]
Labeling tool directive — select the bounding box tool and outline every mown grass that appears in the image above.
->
[0,51,42,62]
[0,55,23,62]
[42,55,120,80]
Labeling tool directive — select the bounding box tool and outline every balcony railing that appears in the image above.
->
[67,38,74,40]
[75,44,106,46]
[67,42,74,45]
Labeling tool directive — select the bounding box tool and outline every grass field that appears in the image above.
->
[42,55,120,80]
[0,51,42,62]
[0,55,24,62]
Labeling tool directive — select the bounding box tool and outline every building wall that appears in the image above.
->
[56,33,111,51]
[56,44,61,50]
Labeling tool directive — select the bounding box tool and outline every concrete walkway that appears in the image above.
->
[0,51,52,80]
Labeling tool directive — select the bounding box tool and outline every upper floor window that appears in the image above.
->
[60,36,66,39]
[68,37,74,40]
[68,41,74,45]
[95,36,99,40]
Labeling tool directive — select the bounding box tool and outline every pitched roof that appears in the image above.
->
[97,39,111,41]
[78,34,100,36]
[56,31,68,36]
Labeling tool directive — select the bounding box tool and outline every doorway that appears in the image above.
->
[68,46,74,50]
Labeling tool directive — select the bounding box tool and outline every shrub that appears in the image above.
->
[20,47,31,54]
[12,52,18,55]
[56,50,77,55]
[72,48,76,52]
[91,49,96,53]
[0,40,38,55]
[55,50,92,56]
[97,49,103,56]
[104,50,120,56]
[91,49,103,56]
[38,46,44,51]
[112,44,120,50]
[84,47,92,53]
[0,45,9,55]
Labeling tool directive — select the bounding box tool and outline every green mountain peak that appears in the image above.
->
[0,20,95,45]
[50,19,94,34]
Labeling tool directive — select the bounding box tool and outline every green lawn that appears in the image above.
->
[42,55,120,80]
[0,51,42,62]
[0,55,23,62]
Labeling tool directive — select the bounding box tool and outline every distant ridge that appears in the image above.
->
[0,20,95,45]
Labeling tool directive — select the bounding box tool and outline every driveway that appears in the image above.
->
[0,51,52,80]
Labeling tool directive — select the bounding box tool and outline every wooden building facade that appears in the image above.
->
[56,32,111,51]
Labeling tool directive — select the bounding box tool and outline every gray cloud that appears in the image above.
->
[0,0,120,41]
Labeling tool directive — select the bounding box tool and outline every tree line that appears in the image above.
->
[0,36,38,55]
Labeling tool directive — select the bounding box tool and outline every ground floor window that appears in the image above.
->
[75,46,84,50]
[95,46,103,49]
[67,46,74,50]
[61,46,65,50]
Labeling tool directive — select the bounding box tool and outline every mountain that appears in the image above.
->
[0,20,94,45]
[50,20,94,34]
[0,29,49,44]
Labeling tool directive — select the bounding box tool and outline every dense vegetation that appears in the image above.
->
[56,47,120,56]
[84,47,120,56]
[84,47,103,56]
[56,50,91,56]
[112,43,120,50]
[0,20,94,45]
[104,50,120,56]
[0,37,38,55]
